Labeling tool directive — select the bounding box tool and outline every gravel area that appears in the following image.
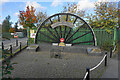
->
[3,49,106,78]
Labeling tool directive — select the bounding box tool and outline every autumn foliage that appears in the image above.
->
[19,6,38,29]
[9,27,15,33]
[87,2,118,33]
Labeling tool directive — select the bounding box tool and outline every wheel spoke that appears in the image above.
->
[57,14,62,39]
[64,28,72,42]
[63,26,66,39]
[45,26,59,41]
[73,17,77,24]
[50,18,60,40]
[66,14,68,21]
[54,28,60,40]
[66,23,86,42]
[59,26,62,38]
[39,31,57,42]
[68,31,91,43]
[50,19,53,24]
[63,14,68,39]
[58,15,60,22]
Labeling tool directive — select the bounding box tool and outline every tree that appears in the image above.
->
[37,11,47,27]
[118,2,120,29]
[9,27,15,33]
[2,15,12,32]
[19,6,38,43]
[19,6,38,29]
[62,3,86,31]
[87,2,118,33]
[14,22,18,32]
[62,3,86,18]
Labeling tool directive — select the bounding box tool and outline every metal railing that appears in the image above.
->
[2,40,28,63]
[83,52,107,80]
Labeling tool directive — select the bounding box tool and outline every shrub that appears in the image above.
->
[100,40,114,51]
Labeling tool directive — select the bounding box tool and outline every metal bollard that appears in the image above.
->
[105,52,107,66]
[86,68,90,80]
[27,40,28,46]
[16,39,18,46]
[110,47,112,58]
[10,45,12,57]
[2,42,4,50]
[20,42,21,52]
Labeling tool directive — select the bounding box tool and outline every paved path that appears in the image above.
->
[101,53,119,79]
[3,37,28,49]
[3,49,106,78]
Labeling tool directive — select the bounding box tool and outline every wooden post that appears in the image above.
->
[110,47,112,58]
[20,42,21,52]
[2,42,4,50]
[16,39,18,46]
[105,52,107,66]
[86,68,90,80]
[10,45,12,57]
[27,40,28,46]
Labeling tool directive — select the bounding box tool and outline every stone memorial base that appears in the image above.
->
[87,47,103,56]
[26,44,39,52]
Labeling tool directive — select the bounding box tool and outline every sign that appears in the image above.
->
[30,29,35,38]
[59,38,65,46]
[11,33,14,35]
[51,21,74,28]
[14,33,18,38]
[59,42,65,46]
[30,33,36,38]
[30,30,34,33]
[60,38,64,42]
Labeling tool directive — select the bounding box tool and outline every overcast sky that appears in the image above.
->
[0,0,119,29]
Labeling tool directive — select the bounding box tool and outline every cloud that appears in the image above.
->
[25,1,47,10]
[51,0,63,7]
[0,0,9,5]
[97,0,118,2]
[14,12,19,16]
[11,24,14,27]
[0,18,4,24]
[77,0,95,10]
[18,24,23,29]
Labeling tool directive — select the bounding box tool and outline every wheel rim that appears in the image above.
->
[35,13,97,46]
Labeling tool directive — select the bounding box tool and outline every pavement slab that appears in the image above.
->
[3,49,106,78]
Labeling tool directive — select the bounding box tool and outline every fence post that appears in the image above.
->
[10,45,12,57]
[105,52,107,66]
[20,42,21,52]
[110,47,112,58]
[2,42,4,50]
[27,40,28,46]
[86,68,90,80]
[16,39,18,46]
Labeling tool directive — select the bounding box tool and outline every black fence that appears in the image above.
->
[2,40,28,63]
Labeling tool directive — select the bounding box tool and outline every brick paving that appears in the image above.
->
[3,49,106,78]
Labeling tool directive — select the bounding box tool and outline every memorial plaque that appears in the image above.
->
[59,38,65,46]
[51,21,74,28]
[59,42,65,46]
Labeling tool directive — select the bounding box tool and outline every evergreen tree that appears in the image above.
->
[2,15,12,32]
[14,22,18,32]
